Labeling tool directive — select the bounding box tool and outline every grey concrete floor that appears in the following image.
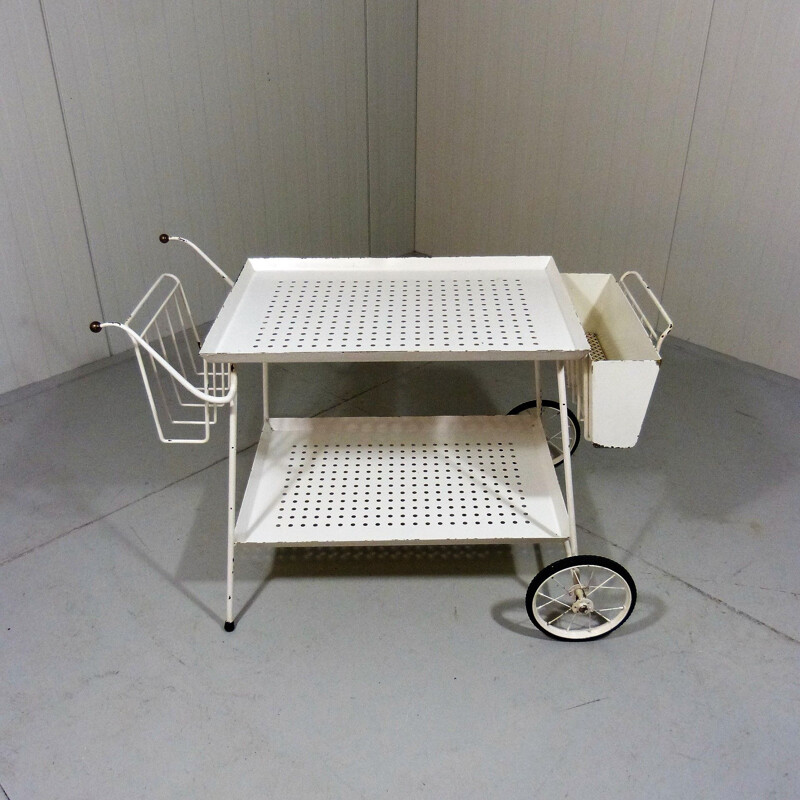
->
[1,338,798,799]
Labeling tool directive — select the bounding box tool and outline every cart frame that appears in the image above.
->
[200,255,593,631]
[93,244,640,641]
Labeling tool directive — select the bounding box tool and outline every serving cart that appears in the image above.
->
[93,239,648,641]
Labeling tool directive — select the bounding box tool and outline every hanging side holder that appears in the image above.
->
[90,235,237,443]
[561,270,674,448]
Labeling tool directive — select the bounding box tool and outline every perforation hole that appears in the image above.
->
[273,440,531,529]
[252,277,539,353]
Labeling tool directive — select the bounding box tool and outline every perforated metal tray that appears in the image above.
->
[201,256,587,362]
[235,415,570,546]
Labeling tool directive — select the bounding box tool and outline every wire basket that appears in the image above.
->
[90,236,236,443]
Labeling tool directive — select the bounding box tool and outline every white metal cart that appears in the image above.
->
[202,253,639,640]
[94,243,642,641]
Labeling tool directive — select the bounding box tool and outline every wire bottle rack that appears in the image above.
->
[89,235,236,443]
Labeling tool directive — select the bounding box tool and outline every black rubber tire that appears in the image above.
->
[525,555,636,641]
[507,399,581,466]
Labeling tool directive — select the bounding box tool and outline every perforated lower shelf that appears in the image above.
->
[236,416,570,546]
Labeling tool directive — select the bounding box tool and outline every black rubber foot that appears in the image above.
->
[224,620,236,632]
[159,233,170,243]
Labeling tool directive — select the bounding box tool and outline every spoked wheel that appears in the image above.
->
[508,399,580,466]
[525,556,636,641]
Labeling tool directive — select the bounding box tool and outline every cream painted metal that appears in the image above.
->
[197,254,648,639]
[91,234,239,627]
[94,275,235,444]
[93,248,644,640]
[562,271,673,449]
[90,236,236,444]
[201,256,586,363]
[235,415,569,547]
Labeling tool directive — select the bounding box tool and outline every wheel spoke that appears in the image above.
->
[566,611,577,632]
[595,606,625,614]
[586,574,617,596]
[536,592,571,610]
[548,607,573,625]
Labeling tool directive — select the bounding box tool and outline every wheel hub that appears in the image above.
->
[570,585,594,615]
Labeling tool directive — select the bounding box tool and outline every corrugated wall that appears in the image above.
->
[1,0,417,391]
[43,0,373,351]
[0,1,107,393]
[416,0,713,291]
[663,0,800,378]
[4,0,800,389]
[366,0,417,256]
[416,0,800,379]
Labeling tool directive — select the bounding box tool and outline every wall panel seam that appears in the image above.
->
[661,0,717,300]
[413,0,419,253]
[363,0,373,255]
[38,0,109,350]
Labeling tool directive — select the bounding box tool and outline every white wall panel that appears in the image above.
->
[416,0,713,294]
[41,0,370,350]
[0,1,107,394]
[366,0,417,256]
[10,0,796,387]
[663,0,800,378]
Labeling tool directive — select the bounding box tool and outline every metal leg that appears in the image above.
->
[534,361,542,413]
[225,366,238,632]
[268,364,269,424]
[557,362,579,557]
